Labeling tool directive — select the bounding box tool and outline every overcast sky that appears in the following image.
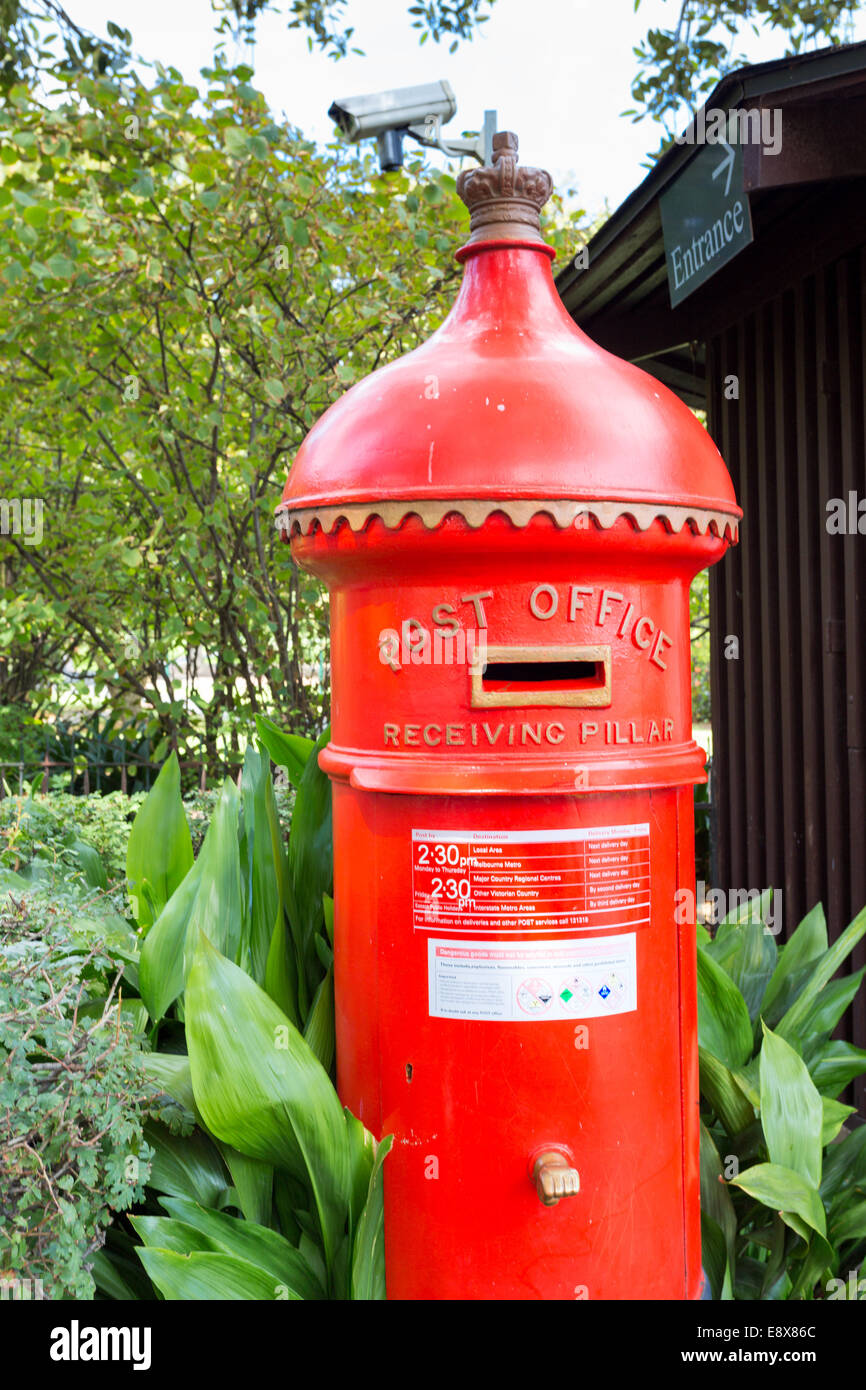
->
[69,0,866,218]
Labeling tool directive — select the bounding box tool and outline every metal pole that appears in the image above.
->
[482,110,497,165]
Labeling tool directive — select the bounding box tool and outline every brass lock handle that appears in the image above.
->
[533,1150,580,1207]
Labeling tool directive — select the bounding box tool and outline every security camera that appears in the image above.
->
[329,80,457,141]
[328,81,496,172]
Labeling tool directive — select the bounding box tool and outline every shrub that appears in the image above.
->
[0,787,143,887]
[0,887,152,1299]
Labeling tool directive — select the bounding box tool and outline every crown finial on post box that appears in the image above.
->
[456,130,553,244]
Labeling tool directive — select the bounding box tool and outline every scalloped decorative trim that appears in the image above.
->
[275,497,740,542]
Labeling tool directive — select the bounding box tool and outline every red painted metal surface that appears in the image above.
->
[277,135,740,1300]
[280,237,739,518]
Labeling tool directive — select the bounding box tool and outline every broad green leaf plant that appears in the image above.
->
[697,894,866,1299]
[102,735,390,1301]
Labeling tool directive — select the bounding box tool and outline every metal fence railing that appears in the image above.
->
[0,747,219,799]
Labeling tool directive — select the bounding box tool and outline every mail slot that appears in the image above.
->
[276,132,741,1300]
[472,645,611,707]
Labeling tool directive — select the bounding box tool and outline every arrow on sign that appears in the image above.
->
[711,139,735,198]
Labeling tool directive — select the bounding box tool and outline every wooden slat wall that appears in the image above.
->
[709,248,866,1111]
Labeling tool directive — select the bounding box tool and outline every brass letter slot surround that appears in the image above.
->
[470,644,612,709]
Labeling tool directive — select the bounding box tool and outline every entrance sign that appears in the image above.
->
[660,138,753,307]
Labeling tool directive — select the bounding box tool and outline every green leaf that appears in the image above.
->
[254,715,315,788]
[351,1135,393,1300]
[809,1040,866,1098]
[224,126,249,156]
[795,969,866,1042]
[733,1253,770,1300]
[288,726,333,1010]
[73,839,107,890]
[759,1024,823,1189]
[143,1121,231,1208]
[22,203,49,228]
[126,751,193,929]
[265,908,300,1027]
[699,1121,737,1273]
[303,966,334,1073]
[697,946,753,1068]
[698,1047,756,1134]
[131,1215,214,1254]
[712,908,777,1020]
[758,1214,790,1300]
[140,1052,196,1116]
[821,1097,855,1147]
[90,1249,139,1301]
[343,1109,376,1234]
[784,1221,836,1298]
[158,1197,326,1298]
[217,1145,273,1227]
[761,902,827,1019]
[137,1248,296,1300]
[830,1199,866,1246]
[263,377,286,405]
[700,1212,732,1301]
[731,1161,826,1238]
[45,252,75,278]
[821,1125,866,1203]
[142,1055,274,1225]
[139,777,242,1019]
[130,171,154,197]
[138,861,202,1018]
[776,905,866,1044]
[240,744,282,986]
[185,933,352,1280]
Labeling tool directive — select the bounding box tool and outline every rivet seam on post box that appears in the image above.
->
[275,498,740,541]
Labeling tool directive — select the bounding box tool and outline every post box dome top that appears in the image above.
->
[277,132,740,542]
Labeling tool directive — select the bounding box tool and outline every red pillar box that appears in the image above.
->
[277,132,741,1300]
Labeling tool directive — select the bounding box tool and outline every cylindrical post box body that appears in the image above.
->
[278,135,740,1300]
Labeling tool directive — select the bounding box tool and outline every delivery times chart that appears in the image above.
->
[411,824,651,935]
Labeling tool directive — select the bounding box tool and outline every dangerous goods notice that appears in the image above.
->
[427,934,637,1022]
[412,824,650,935]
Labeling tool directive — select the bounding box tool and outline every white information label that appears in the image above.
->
[427,933,637,1022]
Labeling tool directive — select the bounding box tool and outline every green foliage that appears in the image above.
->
[126,753,193,928]
[690,568,711,723]
[697,895,866,1299]
[0,59,481,755]
[106,730,388,1300]
[0,702,45,763]
[629,1,862,152]
[0,2,496,90]
[221,0,496,57]
[0,784,143,885]
[0,887,153,1299]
